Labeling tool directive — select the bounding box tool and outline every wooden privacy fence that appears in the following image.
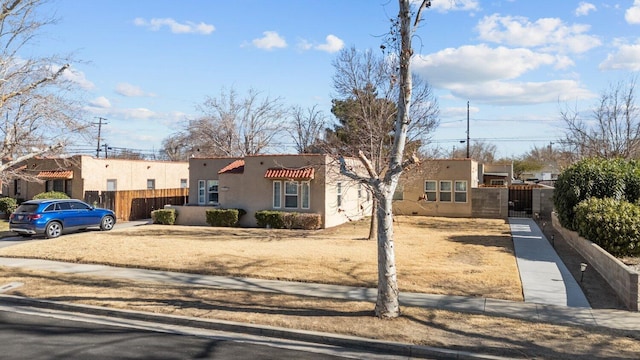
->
[85,188,188,221]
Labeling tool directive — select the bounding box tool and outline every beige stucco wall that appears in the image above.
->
[393,159,478,217]
[186,154,372,228]
[6,155,188,200]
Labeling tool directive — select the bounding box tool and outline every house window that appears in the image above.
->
[284,181,298,208]
[46,180,65,193]
[107,179,117,191]
[357,183,362,199]
[336,182,342,207]
[198,180,206,204]
[207,180,219,204]
[180,179,188,188]
[273,181,282,208]
[439,181,452,202]
[424,180,437,201]
[147,179,156,190]
[455,180,467,203]
[301,182,310,209]
[490,179,505,186]
[13,179,21,196]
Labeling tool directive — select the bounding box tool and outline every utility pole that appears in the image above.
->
[103,143,109,159]
[94,117,108,158]
[466,101,470,159]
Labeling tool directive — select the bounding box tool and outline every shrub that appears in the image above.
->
[256,210,321,230]
[33,191,70,200]
[554,158,632,230]
[574,197,640,257]
[206,208,244,227]
[151,209,177,225]
[0,197,17,215]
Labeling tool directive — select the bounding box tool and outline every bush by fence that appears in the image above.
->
[574,197,640,257]
[255,210,321,230]
[0,197,17,215]
[151,209,177,225]
[205,209,245,227]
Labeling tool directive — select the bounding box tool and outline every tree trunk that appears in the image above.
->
[374,189,400,317]
[368,197,378,240]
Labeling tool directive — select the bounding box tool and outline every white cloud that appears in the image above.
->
[134,17,215,35]
[61,67,95,90]
[476,14,601,53]
[252,31,287,50]
[599,41,640,71]
[429,0,480,13]
[447,80,594,105]
[297,39,312,51]
[575,2,596,17]
[413,44,562,87]
[89,96,111,108]
[626,0,640,24]
[314,35,344,53]
[115,83,154,97]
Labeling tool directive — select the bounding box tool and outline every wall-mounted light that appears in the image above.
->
[221,186,229,191]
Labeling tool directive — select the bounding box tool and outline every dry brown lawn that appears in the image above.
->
[2,216,638,358]
[0,216,521,301]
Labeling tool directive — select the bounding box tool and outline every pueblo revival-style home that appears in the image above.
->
[4,155,189,201]
[170,154,373,229]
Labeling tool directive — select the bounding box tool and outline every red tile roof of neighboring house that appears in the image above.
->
[264,167,315,180]
[218,160,245,174]
[36,170,73,179]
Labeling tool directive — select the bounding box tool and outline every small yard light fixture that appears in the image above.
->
[580,263,588,282]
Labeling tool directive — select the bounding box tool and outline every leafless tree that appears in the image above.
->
[0,0,90,183]
[287,105,326,154]
[560,77,640,160]
[338,0,432,319]
[162,87,287,158]
[451,140,497,163]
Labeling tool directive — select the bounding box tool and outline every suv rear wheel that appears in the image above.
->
[45,221,62,239]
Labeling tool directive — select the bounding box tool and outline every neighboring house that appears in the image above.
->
[172,154,373,228]
[392,159,552,219]
[520,164,560,182]
[4,155,189,201]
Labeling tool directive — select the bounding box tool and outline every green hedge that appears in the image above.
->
[553,158,640,230]
[0,197,17,215]
[205,208,245,227]
[151,209,177,225]
[574,197,640,257]
[255,210,321,230]
[33,191,70,200]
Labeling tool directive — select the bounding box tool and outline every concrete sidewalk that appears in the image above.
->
[509,217,591,308]
[1,256,639,331]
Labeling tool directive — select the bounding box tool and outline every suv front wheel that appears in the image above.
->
[100,215,115,231]
[45,221,62,239]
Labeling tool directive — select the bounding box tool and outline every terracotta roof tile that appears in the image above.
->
[264,167,314,180]
[218,160,245,174]
[36,170,73,179]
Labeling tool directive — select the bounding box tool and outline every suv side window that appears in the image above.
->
[44,204,56,212]
[72,202,91,210]
[58,202,71,210]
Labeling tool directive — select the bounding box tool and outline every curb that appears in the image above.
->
[0,294,511,360]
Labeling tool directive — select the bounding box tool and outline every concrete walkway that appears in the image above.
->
[1,256,639,331]
[509,217,591,308]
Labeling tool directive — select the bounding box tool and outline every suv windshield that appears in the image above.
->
[14,204,39,213]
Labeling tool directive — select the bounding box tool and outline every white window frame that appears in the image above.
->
[273,181,282,208]
[147,179,156,190]
[198,180,206,204]
[107,179,117,191]
[336,182,342,207]
[301,181,310,209]
[424,180,437,201]
[207,180,219,205]
[439,180,452,202]
[455,180,467,203]
[180,179,188,188]
[284,181,299,208]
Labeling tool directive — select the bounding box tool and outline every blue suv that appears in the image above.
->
[9,199,116,238]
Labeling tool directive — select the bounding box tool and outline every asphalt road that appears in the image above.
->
[0,308,374,360]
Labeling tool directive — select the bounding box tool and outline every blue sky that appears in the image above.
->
[35,0,640,158]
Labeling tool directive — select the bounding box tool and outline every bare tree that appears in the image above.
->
[0,0,90,183]
[288,105,326,154]
[451,140,497,163]
[560,77,640,160]
[162,87,287,158]
[338,0,432,319]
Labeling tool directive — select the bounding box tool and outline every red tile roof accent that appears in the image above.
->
[264,167,315,180]
[36,170,73,179]
[218,160,245,174]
